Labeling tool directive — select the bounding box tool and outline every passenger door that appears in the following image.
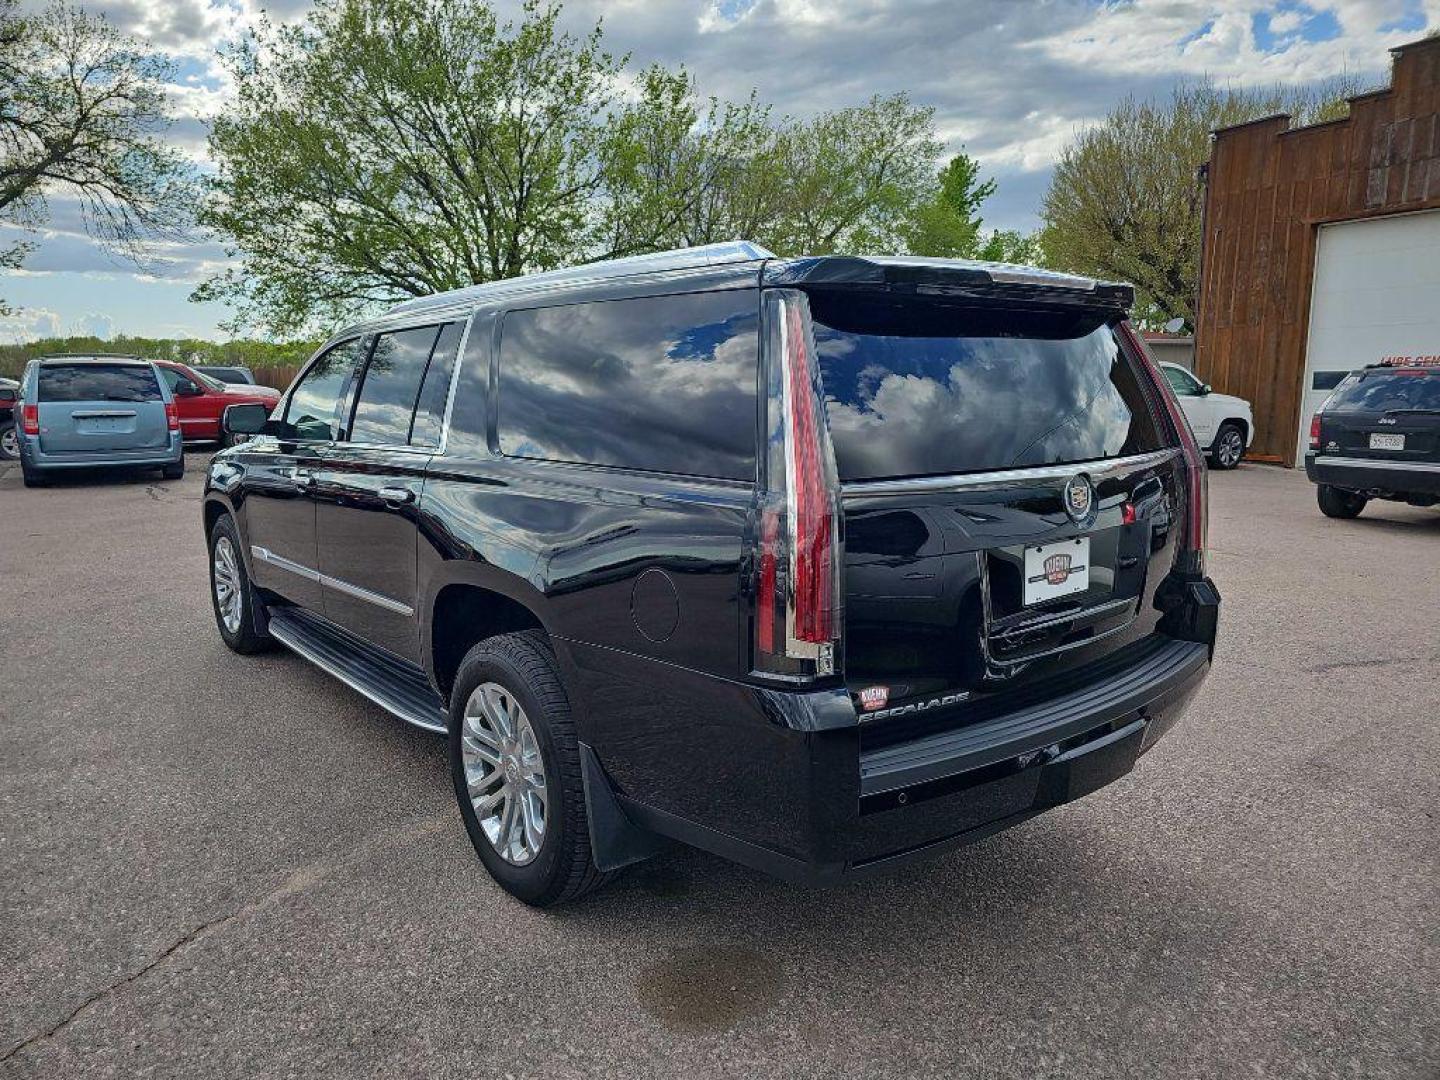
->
[241,339,368,610]
[1162,364,1215,446]
[312,322,461,662]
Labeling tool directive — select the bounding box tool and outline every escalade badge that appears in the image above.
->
[1063,474,1094,522]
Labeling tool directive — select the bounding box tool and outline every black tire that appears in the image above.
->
[21,464,49,488]
[0,423,18,461]
[449,630,610,907]
[161,458,185,480]
[208,513,272,654]
[1317,484,1367,519]
[1210,421,1246,470]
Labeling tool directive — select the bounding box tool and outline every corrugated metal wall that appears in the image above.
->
[1195,37,1440,463]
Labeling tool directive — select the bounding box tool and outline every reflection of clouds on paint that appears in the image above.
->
[498,292,758,480]
[817,321,1156,480]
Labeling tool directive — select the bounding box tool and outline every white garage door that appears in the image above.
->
[1299,209,1440,463]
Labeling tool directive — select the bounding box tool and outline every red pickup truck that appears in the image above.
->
[153,360,280,443]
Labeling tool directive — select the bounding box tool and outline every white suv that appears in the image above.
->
[1160,362,1254,470]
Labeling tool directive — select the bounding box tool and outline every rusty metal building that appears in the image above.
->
[1195,36,1440,464]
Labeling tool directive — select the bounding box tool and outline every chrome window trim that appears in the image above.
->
[841,448,1180,498]
[437,307,478,457]
[1313,455,1440,474]
[250,546,415,616]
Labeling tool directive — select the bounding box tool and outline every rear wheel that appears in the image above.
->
[161,458,185,481]
[449,631,610,907]
[1317,484,1367,519]
[1210,422,1245,470]
[209,514,271,653]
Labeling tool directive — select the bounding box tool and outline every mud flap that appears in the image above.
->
[579,741,669,871]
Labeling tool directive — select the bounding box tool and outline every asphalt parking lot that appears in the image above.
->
[1,451,1436,1079]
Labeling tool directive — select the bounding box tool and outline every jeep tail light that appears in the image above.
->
[754,289,841,679]
[165,401,179,432]
[1123,323,1206,575]
[1309,414,1321,449]
[21,403,38,436]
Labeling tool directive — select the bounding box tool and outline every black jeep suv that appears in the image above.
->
[204,242,1219,906]
[1305,362,1440,518]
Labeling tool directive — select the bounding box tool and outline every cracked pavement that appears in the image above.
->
[1,452,1437,1079]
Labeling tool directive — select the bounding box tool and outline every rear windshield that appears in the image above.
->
[1326,370,1440,413]
[807,294,1166,481]
[38,364,162,403]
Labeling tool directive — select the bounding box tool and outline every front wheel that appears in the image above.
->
[1210,422,1245,470]
[209,514,272,653]
[1317,484,1367,519]
[449,631,610,907]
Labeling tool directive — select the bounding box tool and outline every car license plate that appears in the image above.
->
[1369,432,1405,451]
[79,417,126,433]
[1023,536,1090,605]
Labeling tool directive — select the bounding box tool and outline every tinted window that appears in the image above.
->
[809,295,1165,481]
[411,322,461,447]
[498,291,759,479]
[39,364,161,403]
[285,339,367,441]
[199,367,252,383]
[349,325,441,445]
[443,315,492,458]
[1327,370,1440,413]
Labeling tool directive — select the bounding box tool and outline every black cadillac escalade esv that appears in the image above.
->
[204,242,1220,906]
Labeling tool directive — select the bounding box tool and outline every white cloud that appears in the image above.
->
[75,312,116,339]
[0,306,62,344]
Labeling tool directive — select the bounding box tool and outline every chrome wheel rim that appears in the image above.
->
[1218,429,1243,467]
[461,682,547,866]
[1,426,17,458]
[212,535,243,634]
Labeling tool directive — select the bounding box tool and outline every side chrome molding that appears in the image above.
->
[250,545,415,617]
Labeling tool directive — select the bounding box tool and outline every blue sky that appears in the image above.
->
[2,0,1436,343]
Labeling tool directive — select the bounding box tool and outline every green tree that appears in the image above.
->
[905,151,997,257]
[0,0,193,312]
[1040,79,1367,328]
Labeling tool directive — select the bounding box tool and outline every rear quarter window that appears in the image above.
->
[496,290,759,480]
[807,294,1165,482]
[38,364,162,403]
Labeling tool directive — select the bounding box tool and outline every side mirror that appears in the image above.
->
[174,379,202,397]
[222,402,271,436]
[1200,383,1213,396]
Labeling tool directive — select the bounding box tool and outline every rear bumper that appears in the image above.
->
[567,618,1214,887]
[19,433,183,470]
[1305,453,1440,496]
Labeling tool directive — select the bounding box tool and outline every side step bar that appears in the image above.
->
[267,607,448,734]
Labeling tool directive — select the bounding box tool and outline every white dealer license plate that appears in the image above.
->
[1023,537,1090,605]
[1369,432,1405,451]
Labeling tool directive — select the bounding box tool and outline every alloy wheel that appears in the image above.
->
[1,426,17,460]
[461,682,548,866]
[1217,429,1243,467]
[212,535,243,634]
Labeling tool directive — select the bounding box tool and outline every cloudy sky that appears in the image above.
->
[2,0,1436,343]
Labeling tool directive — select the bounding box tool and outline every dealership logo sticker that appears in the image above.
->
[858,686,889,712]
[1043,553,1073,585]
[1063,474,1094,522]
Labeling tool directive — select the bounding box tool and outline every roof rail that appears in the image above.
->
[385,240,776,317]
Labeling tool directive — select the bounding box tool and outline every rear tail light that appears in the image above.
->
[165,401,180,432]
[754,289,840,679]
[1123,323,1206,575]
[21,403,38,436]
[1309,414,1321,449]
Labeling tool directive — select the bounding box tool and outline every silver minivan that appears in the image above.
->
[15,356,184,488]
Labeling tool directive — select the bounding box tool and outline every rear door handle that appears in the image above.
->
[378,486,414,505]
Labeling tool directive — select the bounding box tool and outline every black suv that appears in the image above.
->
[204,242,1219,906]
[1305,362,1440,518]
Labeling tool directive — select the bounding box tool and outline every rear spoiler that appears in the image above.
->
[762,256,1134,311]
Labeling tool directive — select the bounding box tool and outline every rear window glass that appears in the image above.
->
[1326,370,1440,413]
[39,364,161,403]
[497,290,759,480]
[807,295,1166,481]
